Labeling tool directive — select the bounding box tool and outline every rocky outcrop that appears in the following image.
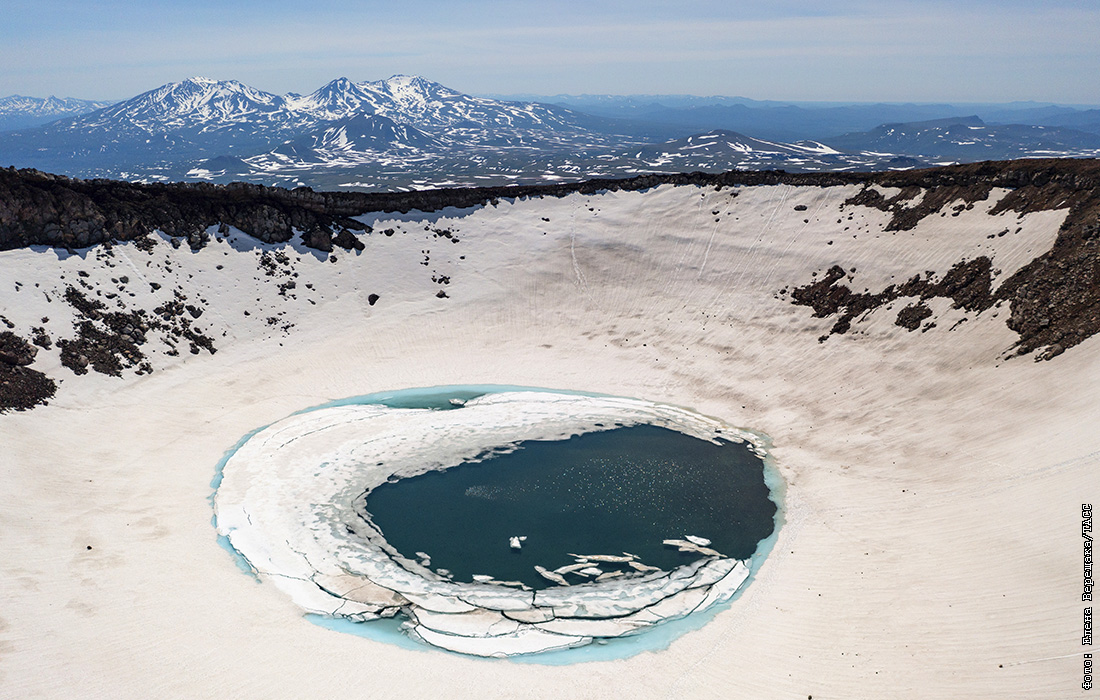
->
[3,159,1099,361]
[787,159,1100,358]
[0,331,55,411]
[791,257,996,338]
[4,159,1100,252]
[0,330,37,366]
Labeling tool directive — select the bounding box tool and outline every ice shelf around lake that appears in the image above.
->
[213,390,774,657]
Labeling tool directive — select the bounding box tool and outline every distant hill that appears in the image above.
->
[825,116,1100,161]
[0,95,113,132]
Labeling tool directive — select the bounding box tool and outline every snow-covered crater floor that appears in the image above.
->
[214,390,771,657]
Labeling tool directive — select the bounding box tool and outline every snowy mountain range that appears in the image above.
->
[2,76,1099,190]
[0,75,648,183]
[0,94,112,131]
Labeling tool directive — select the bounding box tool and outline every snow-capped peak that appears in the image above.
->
[0,94,112,117]
[74,77,289,133]
[378,75,461,101]
[289,77,381,121]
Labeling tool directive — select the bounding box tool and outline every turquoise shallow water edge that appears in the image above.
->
[210,384,787,663]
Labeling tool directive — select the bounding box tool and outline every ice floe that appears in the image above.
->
[213,390,770,656]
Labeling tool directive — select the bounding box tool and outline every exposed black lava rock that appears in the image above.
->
[151,292,217,357]
[5,161,1066,252]
[331,229,364,252]
[0,330,38,366]
[896,302,934,331]
[2,159,1100,364]
[0,331,55,411]
[792,257,997,342]
[30,326,52,350]
[0,363,57,412]
[58,287,152,376]
[789,159,1100,359]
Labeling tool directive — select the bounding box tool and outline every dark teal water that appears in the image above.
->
[363,424,776,590]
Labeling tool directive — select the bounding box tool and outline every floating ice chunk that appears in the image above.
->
[455,587,535,612]
[553,562,592,575]
[534,565,570,586]
[448,398,466,406]
[684,535,712,547]
[469,575,530,589]
[509,536,523,549]
[663,538,722,557]
[627,560,661,573]
[578,553,635,563]
[595,570,625,582]
[578,567,603,577]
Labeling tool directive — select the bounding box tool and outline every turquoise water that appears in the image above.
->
[213,385,786,662]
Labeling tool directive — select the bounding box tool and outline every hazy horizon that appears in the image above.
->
[3,0,1098,104]
[3,76,1099,111]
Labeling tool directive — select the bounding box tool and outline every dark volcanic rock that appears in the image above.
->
[57,287,155,377]
[302,227,334,253]
[789,159,1100,359]
[0,331,38,366]
[0,330,55,412]
[792,257,996,342]
[895,302,933,331]
[0,165,893,251]
[0,363,56,412]
[332,228,364,251]
[2,159,1100,362]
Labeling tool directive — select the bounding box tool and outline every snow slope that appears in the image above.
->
[0,175,1096,698]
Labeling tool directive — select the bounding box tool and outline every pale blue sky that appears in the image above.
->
[2,0,1098,103]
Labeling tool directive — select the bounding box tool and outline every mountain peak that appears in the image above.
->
[77,77,288,133]
[310,77,358,97]
[181,76,219,86]
[382,74,451,93]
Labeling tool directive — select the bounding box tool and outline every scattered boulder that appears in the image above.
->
[895,302,933,331]
[0,331,55,412]
[332,228,365,251]
[0,331,37,366]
